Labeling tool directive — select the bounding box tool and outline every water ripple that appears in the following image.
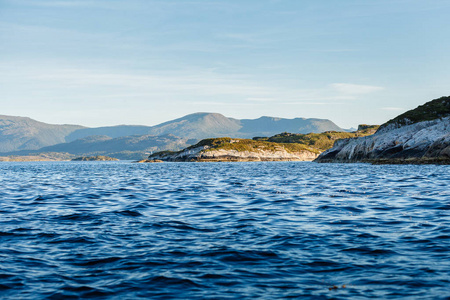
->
[0,161,449,299]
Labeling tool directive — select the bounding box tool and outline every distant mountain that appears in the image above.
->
[147,113,242,138]
[65,112,343,141]
[66,125,152,142]
[65,113,242,142]
[12,134,193,160]
[0,115,84,152]
[237,116,342,137]
[0,112,343,153]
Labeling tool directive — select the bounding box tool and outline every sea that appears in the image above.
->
[0,161,449,299]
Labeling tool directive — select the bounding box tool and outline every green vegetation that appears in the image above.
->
[380,96,450,129]
[254,126,379,152]
[200,138,319,154]
[356,124,380,134]
[183,137,317,154]
[148,150,178,159]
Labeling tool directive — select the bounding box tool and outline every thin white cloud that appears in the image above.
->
[246,97,276,102]
[331,83,384,95]
[8,66,274,99]
[0,62,386,114]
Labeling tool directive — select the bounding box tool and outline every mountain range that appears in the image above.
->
[65,113,343,142]
[0,112,344,159]
[0,115,85,153]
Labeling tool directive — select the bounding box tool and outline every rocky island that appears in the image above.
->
[144,138,320,162]
[142,125,380,163]
[71,155,119,161]
[315,96,450,164]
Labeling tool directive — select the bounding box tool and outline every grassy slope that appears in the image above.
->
[379,96,450,129]
[189,137,319,154]
[254,125,379,152]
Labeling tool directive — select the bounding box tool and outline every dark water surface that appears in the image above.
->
[0,161,449,299]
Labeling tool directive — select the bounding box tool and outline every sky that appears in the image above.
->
[1,0,449,129]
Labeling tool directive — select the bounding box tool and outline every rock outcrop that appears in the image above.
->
[315,96,450,164]
[71,156,119,161]
[147,138,319,162]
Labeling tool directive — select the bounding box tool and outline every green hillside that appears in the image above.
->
[188,137,318,154]
[379,96,450,129]
[253,125,379,152]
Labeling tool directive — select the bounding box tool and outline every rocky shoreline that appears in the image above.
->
[145,138,319,162]
[147,148,318,162]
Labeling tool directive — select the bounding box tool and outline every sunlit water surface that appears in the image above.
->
[0,162,449,299]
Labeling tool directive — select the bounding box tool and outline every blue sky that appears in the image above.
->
[1,0,449,128]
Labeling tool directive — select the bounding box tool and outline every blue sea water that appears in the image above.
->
[0,161,449,299]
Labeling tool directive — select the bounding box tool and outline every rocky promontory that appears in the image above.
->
[71,155,119,161]
[315,96,450,164]
[147,138,320,162]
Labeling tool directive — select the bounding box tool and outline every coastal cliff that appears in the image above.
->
[315,96,450,164]
[145,138,319,162]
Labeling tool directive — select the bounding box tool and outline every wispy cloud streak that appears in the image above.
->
[330,83,384,95]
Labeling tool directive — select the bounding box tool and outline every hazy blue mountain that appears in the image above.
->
[11,134,193,160]
[146,113,242,138]
[39,134,192,159]
[237,116,343,137]
[66,125,152,142]
[0,115,84,152]
[66,113,343,141]
[0,112,343,153]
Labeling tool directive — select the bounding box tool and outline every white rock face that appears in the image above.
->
[316,117,450,162]
[196,148,318,161]
[152,145,318,161]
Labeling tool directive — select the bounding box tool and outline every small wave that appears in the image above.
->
[0,231,15,237]
[151,221,213,232]
[201,249,280,263]
[341,247,398,256]
[73,256,123,267]
[52,286,113,298]
[53,213,97,222]
[141,275,204,288]
[114,210,143,217]
[48,236,96,244]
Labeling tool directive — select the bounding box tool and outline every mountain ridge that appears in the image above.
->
[7,134,192,161]
[67,112,343,141]
[0,112,343,153]
[0,115,85,152]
